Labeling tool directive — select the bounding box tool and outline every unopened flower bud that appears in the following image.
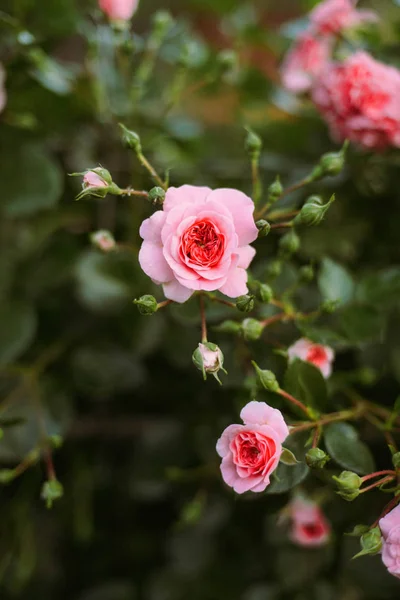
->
[133,295,158,315]
[242,318,264,342]
[152,10,173,36]
[333,470,362,501]
[217,49,237,73]
[279,230,300,256]
[294,194,335,227]
[310,140,348,180]
[392,452,400,469]
[354,527,382,558]
[119,123,142,153]
[245,127,262,158]
[192,342,226,383]
[298,265,314,283]
[148,186,165,205]
[252,361,280,392]
[236,294,255,313]
[267,260,282,278]
[321,299,339,314]
[306,447,330,469]
[84,167,112,187]
[41,479,64,509]
[256,219,271,238]
[213,320,241,334]
[267,176,283,204]
[258,283,273,304]
[90,230,116,252]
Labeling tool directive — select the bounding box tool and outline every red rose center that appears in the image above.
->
[301,521,325,539]
[181,220,225,267]
[306,345,327,367]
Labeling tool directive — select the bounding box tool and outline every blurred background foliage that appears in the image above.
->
[0,0,400,598]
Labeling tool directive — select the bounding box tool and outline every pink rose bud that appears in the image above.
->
[139,185,258,303]
[281,32,332,94]
[0,63,6,114]
[288,338,334,378]
[216,400,289,494]
[192,342,226,383]
[99,0,139,21]
[289,497,331,547]
[312,51,400,150]
[90,230,116,252]
[83,169,109,189]
[310,0,378,35]
[379,502,400,579]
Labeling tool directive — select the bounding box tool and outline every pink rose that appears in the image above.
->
[288,338,334,378]
[281,31,332,94]
[139,185,258,303]
[0,64,7,114]
[99,0,139,21]
[379,502,400,579]
[310,0,378,35]
[216,401,289,494]
[83,170,108,189]
[289,497,331,547]
[312,51,400,150]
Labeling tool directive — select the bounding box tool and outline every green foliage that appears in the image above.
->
[324,423,375,475]
[284,358,328,412]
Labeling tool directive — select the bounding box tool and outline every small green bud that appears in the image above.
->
[258,283,273,304]
[333,470,362,501]
[298,265,314,283]
[217,49,237,73]
[256,219,271,238]
[267,260,282,278]
[321,299,339,314]
[192,342,227,384]
[294,194,335,227]
[148,186,166,205]
[152,10,173,34]
[242,318,264,341]
[252,361,280,392]
[48,434,63,449]
[244,127,262,157]
[133,295,158,315]
[267,176,283,204]
[392,452,400,469]
[90,230,116,253]
[119,123,142,153]
[306,447,330,469]
[279,230,300,256]
[319,140,349,176]
[0,469,15,484]
[41,479,64,509]
[236,295,255,313]
[353,527,382,559]
[213,320,242,334]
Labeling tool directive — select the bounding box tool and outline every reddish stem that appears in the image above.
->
[278,388,310,418]
[157,299,173,310]
[199,294,207,343]
[360,476,395,494]
[361,470,396,483]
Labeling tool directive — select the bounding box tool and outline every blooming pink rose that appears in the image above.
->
[379,503,400,579]
[99,0,139,21]
[139,185,258,303]
[288,338,334,378]
[289,497,331,547]
[281,32,332,93]
[310,0,378,35]
[83,170,108,189]
[312,51,400,150]
[216,401,289,494]
[0,64,7,114]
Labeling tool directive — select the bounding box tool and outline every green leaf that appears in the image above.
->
[337,305,384,343]
[0,302,36,366]
[267,434,309,494]
[356,267,400,310]
[283,358,328,412]
[318,258,354,306]
[324,423,375,475]
[0,143,62,217]
[280,447,300,465]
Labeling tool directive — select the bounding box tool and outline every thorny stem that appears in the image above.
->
[312,427,321,448]
[120,188,149,198]
[290,408,362,434]
[361,470,396,483]
[199,295,208,343]
[136,152,166,190]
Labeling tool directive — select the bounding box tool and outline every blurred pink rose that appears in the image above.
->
[139,185,258,303]
[289,497,331,547]
[312,52,400,150]
[83,171,108,189]
[99,0,139,21]
[288,338,334,378]
[379,502,400,579]
[310,0,378,35]
[0,64,7,114]
[216,401,289,494]
[281,32,332,93]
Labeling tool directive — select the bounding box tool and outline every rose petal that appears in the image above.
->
[207,188,258,246]
[162,279,193,303]
[139,241,173,283]
[163,185,212,212]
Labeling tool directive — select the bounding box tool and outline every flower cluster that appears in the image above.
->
[281,0,400,150]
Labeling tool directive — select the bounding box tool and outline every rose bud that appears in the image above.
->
[379,502,400,578]
[192,342,227,384]
[289,497,331,547]
[333,470,362,501]
[236,294,255,313]
[241,318,263,342]
[90,230,116,253]
[306,447,330,469]
[267,176,283,205]
[216,400,289,493]
[256,219,271,238]
[133,295,158,315]
[294,195,335,227]
[288,338,335,379]
[252,362,280,393]
[99,0,139,22]
[354,527,382,559]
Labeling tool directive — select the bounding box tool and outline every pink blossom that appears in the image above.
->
[139,185,258,303]
[310,0,378,35]
[83,171,108,189]
[0,64,7,114]
[287,338,334,378]
[91,230,116,252]
[289,497,331,547]
[379,502,400,579]
[281,31,332,93]
[312,51,400,150]
[216,401,289,494]
[99,0,139,21]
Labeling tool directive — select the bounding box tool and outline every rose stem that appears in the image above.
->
[277,388,311,418]
[199,294,208,343]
